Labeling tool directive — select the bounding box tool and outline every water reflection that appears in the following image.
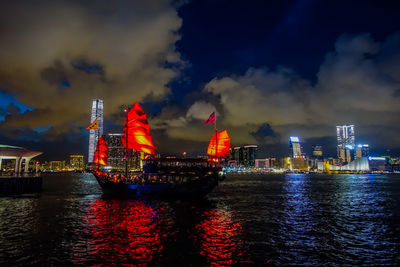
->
[330,174,398,265]
[1,173,399,265]
[73,199,164,265]
[195,208,248,266]
[278,174,321,265]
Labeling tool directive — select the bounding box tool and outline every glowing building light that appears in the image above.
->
[289,136,301,158]
[336,125,355,162]
[88,99,104,163]
[368,156,386,161]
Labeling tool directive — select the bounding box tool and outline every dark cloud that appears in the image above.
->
[250,123,278,144]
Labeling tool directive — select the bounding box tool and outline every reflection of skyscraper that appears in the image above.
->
[289,136,302,158]
[336,125,355,162]
[88,99,104,163]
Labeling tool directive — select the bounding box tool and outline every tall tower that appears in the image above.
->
[88,99,104,163]
[289,136,302,158]
[336,125,355,162]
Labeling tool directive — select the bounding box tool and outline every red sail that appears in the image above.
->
[207,130,230,158]
[94,135,108,166]
[122,102,155,155]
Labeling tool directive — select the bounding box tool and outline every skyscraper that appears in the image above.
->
[88,99,104,163]
[289,136,302,158]
[229,145,257,167]
[106,133,141,171]
[243,145,257,167]
[106,133,126,170]
[336,125,355,162]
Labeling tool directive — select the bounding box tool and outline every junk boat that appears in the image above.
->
[90,102,230,198]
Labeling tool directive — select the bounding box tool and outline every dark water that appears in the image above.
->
[1,173,400,266]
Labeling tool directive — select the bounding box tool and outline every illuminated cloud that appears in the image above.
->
[0,0,183,137]
[1,0,399,157]
[157,32,400,150]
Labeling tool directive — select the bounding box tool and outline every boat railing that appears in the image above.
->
[94,169,218,185]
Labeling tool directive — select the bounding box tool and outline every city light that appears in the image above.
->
[368,156,386,161]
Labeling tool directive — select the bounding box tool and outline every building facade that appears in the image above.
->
[70,155,84,170]
[242,145,258,167]
[289,136,302,158]
[255,158,277,169]
[229,145,258,167]
[107,133,125,170]
[355,144,369,159]
[312,145,323,158]
[106,133,140,171]
[49,161,66,171]
[88,99,104,163]
[336,125,355,163]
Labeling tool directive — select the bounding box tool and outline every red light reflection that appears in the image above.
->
[73,200,163,265]
[195,209,248,266]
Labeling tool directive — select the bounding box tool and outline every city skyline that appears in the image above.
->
[0,0,400,160]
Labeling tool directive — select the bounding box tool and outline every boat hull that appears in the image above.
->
[92,172,219,199]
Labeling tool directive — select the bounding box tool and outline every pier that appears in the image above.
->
[0,144,43,195]
[0,174,42,196]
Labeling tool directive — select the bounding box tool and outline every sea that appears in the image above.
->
[0,173,400,266]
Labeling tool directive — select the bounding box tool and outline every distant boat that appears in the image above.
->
[91,102,229,198]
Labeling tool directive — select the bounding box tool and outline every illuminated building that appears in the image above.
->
[106,133,140,170]
[106,133,125,170]
[290,158,308,171]
[229,145,257,167]
[336,125,355,162]
[289,136,302,158]
[50,161,63,171]
[242,145,257,167]
[88,99,104,163]
[255,159,269,169]
[70,155,84,170]
[368,156,386,172]
[230,147,241,163]
[312,145,323,158]
[355,144,369,159]
[255,158,277,169]
[341,157,370,172]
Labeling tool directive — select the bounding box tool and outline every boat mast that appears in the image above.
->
[96,130,99,170]
[214,112,218,163]
[125,107,128,177]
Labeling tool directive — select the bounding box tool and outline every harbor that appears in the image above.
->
[1,172,399,265]
[1,1,400,265]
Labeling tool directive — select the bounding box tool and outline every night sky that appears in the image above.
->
[1,0,400,160]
